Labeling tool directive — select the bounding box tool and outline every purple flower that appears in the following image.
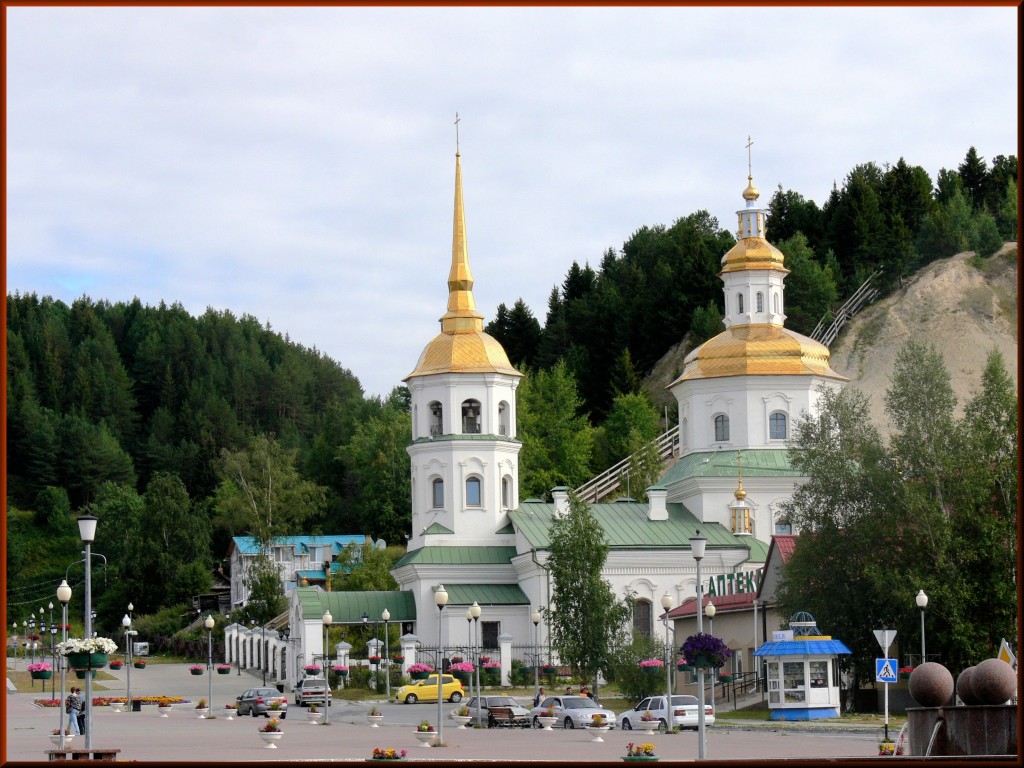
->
[680,633,731,668]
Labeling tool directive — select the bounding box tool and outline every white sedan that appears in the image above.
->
[529,695,617,729]
[619,694,715,731]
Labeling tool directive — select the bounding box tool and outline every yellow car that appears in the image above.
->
[394,674,464,704]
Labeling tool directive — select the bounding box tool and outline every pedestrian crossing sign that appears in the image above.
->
[876,658,898,683]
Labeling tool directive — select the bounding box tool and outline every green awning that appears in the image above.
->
[443,584,530,607]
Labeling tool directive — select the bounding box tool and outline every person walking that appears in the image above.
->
[534,686,545,707]
[65,687,82,735]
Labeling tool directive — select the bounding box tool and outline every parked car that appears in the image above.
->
[619,694,715,731]
[394,673,464,704]
[236,687,288,718]
[293,676,332,707]
[529,695,617,730]
[464,695,531,727]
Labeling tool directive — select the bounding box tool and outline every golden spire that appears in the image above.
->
[734,449,747,501]
[440,116,483,335]
[742,136,760,201]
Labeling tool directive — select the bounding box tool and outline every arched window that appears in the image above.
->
[737,293,744,314]
[769,412,788,440]
[432,478,444,508]
[466,477,482,507]
[773,293,780,314]
[632,599,652,638]
[501,476,512,509]
[462,399,481,434]
[756,292,764,313]
[429,402,443,436]
[714,414,730,442]
[498,401,510,436]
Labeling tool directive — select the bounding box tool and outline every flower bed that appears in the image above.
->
[371,747,407,760]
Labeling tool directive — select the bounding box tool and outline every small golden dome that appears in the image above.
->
[734,484,747,502]
[720,237,788,274]
[671,324,849,384]
[742,175,760,201]
[406,330,519,380]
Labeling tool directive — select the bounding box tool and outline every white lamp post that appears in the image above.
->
[382,608,391,701]
[77,513,98,749]
[470,601,481,700]
[916,590,928,664]
[705,601,717,720]
[690,530,707,760]
[661,592,673,731]
[532,610,541,702]
[322,610,333,725]
[435,585,448,746]
[464,608,474,704]
[56,580,72,749]
[204,615,215,718]
[122,613,132,713]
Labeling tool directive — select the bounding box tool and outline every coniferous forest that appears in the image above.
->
[6,146,1017,629]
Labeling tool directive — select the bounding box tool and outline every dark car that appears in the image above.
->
[236,687,288,718]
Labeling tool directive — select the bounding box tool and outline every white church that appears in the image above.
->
[230,148,848,688]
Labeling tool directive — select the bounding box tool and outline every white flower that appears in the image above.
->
[56,637,119,655]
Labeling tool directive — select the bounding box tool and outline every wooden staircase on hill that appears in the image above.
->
[809,270,882,348]
[574,425,680,503]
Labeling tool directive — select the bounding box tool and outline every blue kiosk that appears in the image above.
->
[754,611,851,720]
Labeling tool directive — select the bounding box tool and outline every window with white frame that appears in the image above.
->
[462,399,482,434]
[769,411,788,440]
[498,401,510,436]
[501,475,512,509]
[756,292,764,313]
[466,476,482,506]
[714,413,730,442]
[432,478,444,508]
[737,293,744,314]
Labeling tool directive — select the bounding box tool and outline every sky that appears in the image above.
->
[6,5,1018,398]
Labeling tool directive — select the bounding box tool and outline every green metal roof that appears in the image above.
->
[495,522,515,534]
[295,587,416,623]
[509,501,739,550]
[422,522,455,535]
[443,584,530,606]
[742,536,771,564]
[393,546,517,569]
[660,449,800,485]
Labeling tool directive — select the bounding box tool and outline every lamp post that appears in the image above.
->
[322,611,332,725]
[77,513,98,749]
[470,601,481,699]
[203,615,215,719]
[435,585,448,746]
[531,610,541,702]
[916,590,928,665]
[705,601,716,720]
[57,580,72,749]
[661,592,673,731]
[122,612,133,713]
[48,602,57,700]
[382,608,391,702]
[464,608,474,703]
[690,529,707,760]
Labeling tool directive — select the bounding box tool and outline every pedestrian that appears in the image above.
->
[581,685,595,701]
[565,686,573,696]
[534,686,545,707]
[65,687,82,736]
[76,687,86,735]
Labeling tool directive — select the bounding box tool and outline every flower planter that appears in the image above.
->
[411,671,430,680]
[66,652,91,669]
[537,715,557,731]
[586,725,612,742]
[642,667,660,675]
[74,669,97,679]
[307,711,323,724]
[636,720,661,733]
[718,674,733,683]
[31,670,53,680]
[194,708,209,719]
[879,742,896,756]
[413,730,438,747]
[451,714,471,729]
[542,665,558,675]
[217,668,231,675]
[134,662,147,669]
[623,756,659,762]
[50,735,75,746]
[366,714,384,728]
[259,731,283,748]
[109,663,123,670]
[190,669,204,676]
[158,706,173,717]
[338,670,349,678]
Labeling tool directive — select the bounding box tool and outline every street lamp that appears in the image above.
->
[382,609,391,701]
[77,512,98,749]
[705,601,716,722]
[531,611,541,702]
[204,615,215,719]
[435,585,448,746]
[916,590,928,664]
[470,601,481,701]
[661,592,673,731]
[49,602,57,701]
[464,608,474,703]
[122,612,133,713]
[690,529,707,760]
[322,611,332,725]
[57,580,72,750]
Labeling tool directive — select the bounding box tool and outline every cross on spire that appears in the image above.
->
[455,112,461,154]
[746,136,754,178]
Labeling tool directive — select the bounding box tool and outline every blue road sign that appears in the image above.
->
[876,658,897,683]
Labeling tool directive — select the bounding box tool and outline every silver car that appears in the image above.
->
[464,695,531,727]
[529,695,617,729]
[620,694,715,731]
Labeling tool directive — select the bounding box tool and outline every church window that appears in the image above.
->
[714,414,730,442]
[466,476,482,507]
[429,402,443,436]
[756,292,764,313]
[462,399,482,434]
[775,517,793,535]
[498,400,510,436]
[501,475,512,509]
[632,599,652,638]
[769,412,788,440]
[432,478,444,508]
[737,293,744,314]
[773,293,780,314]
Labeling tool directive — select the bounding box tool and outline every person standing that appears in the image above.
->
[66,687,82,735]
[534,686,545,707]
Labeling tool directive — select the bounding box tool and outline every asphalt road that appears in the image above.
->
[5,659,880,763]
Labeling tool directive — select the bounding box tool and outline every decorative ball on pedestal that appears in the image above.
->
[970,659,1016,705]
[907,662,954,707]
[955,667,978,705]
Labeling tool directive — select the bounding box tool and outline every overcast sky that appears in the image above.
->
[6,5,1018,398]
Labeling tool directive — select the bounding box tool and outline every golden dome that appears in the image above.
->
[742,174,760,201]
[670,324,849,384]
[406,331,519,379]
[720,237,788,274]
[734,483,747,502]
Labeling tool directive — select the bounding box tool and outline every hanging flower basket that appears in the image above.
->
[75,669,97,679]
[681,633,731,669]
[109,660,123,670]
[639,659,664,674]
[392,655,405,664]
[217,664,232,675]
[677,662,695,672]
[134,660,147,669]
[28,662,52,679]
[333,665,349,678]
[450,655,463,664]
[189,665,204,676]
[369,656,382,665]
[542,664,558,675]
[718,673,734,683]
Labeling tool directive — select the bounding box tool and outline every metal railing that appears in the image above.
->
[574,426,680,503]
[809,270,881,348]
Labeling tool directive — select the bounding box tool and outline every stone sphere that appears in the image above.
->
[956,666,978,705]
[971,658,1017,705]
[908,661,954,707]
